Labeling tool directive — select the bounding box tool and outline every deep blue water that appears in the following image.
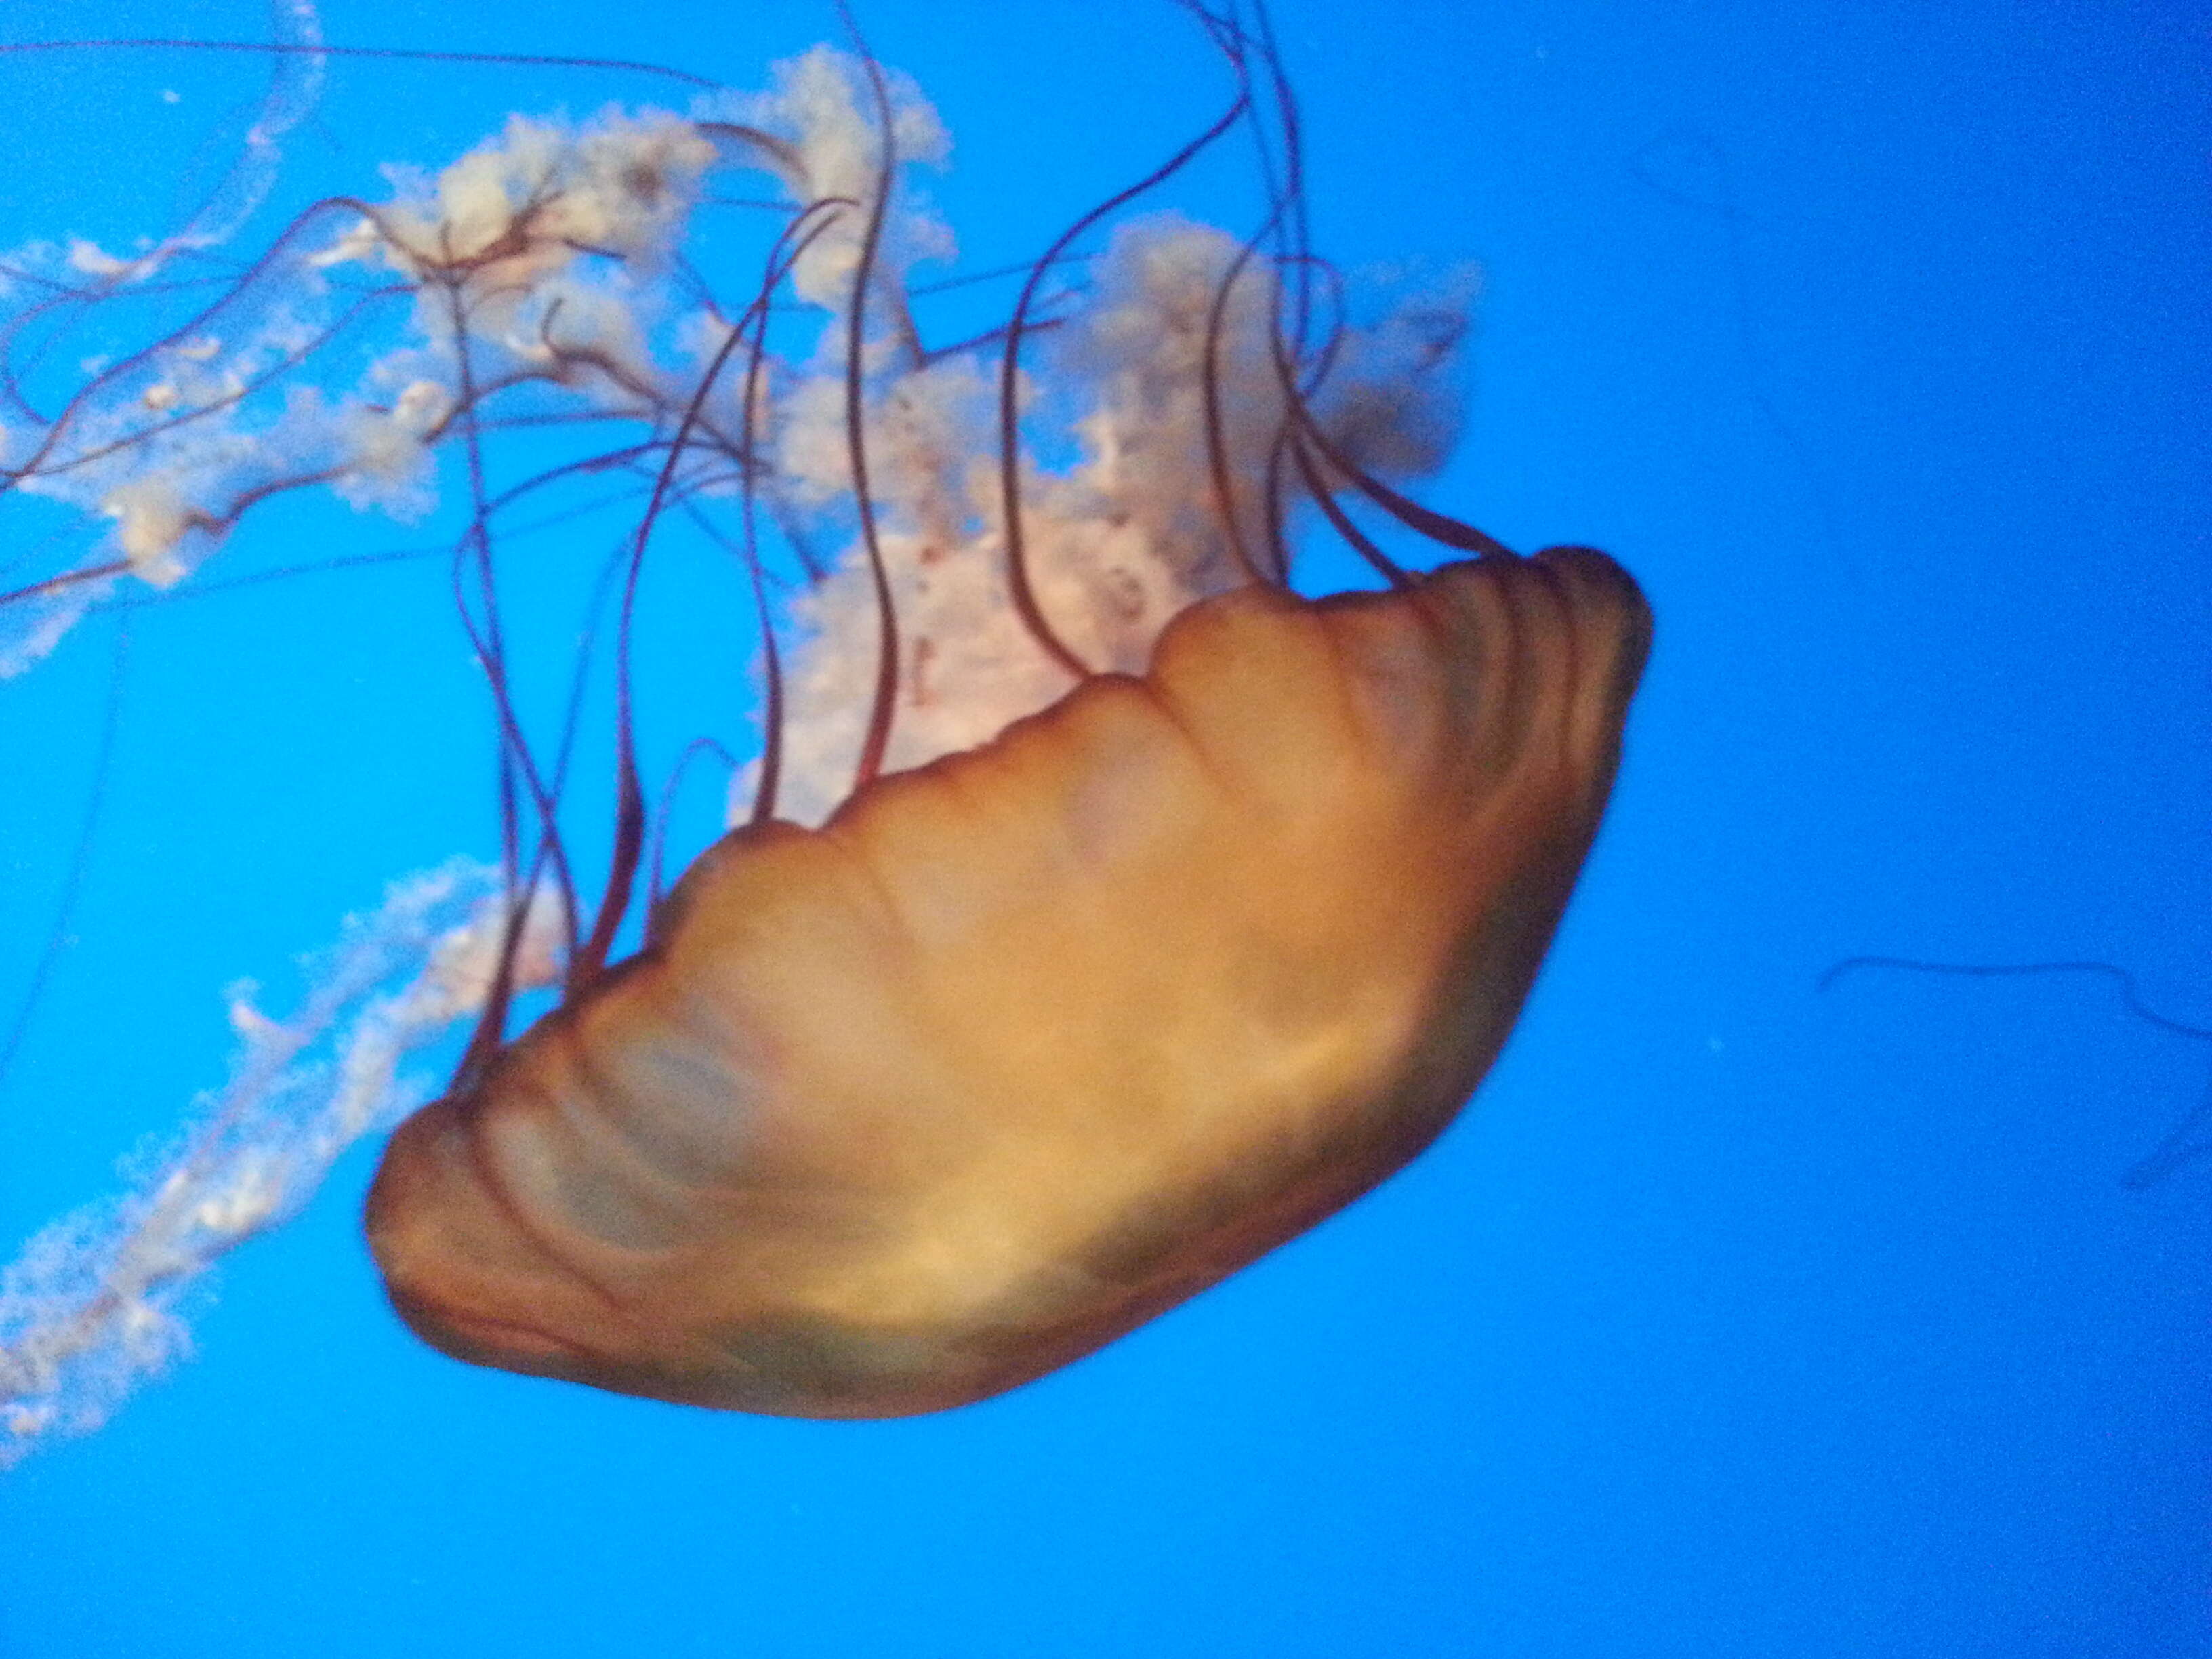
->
[1,1,2206,1654]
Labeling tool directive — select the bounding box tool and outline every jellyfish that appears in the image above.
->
[0,3,1647,1450]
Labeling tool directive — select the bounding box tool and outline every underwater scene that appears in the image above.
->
[1,1,2205,1654]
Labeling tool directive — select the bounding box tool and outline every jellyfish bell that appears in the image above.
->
[365,541,1648,1416]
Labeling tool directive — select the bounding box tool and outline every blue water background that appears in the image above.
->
[1,1,2206,1654]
